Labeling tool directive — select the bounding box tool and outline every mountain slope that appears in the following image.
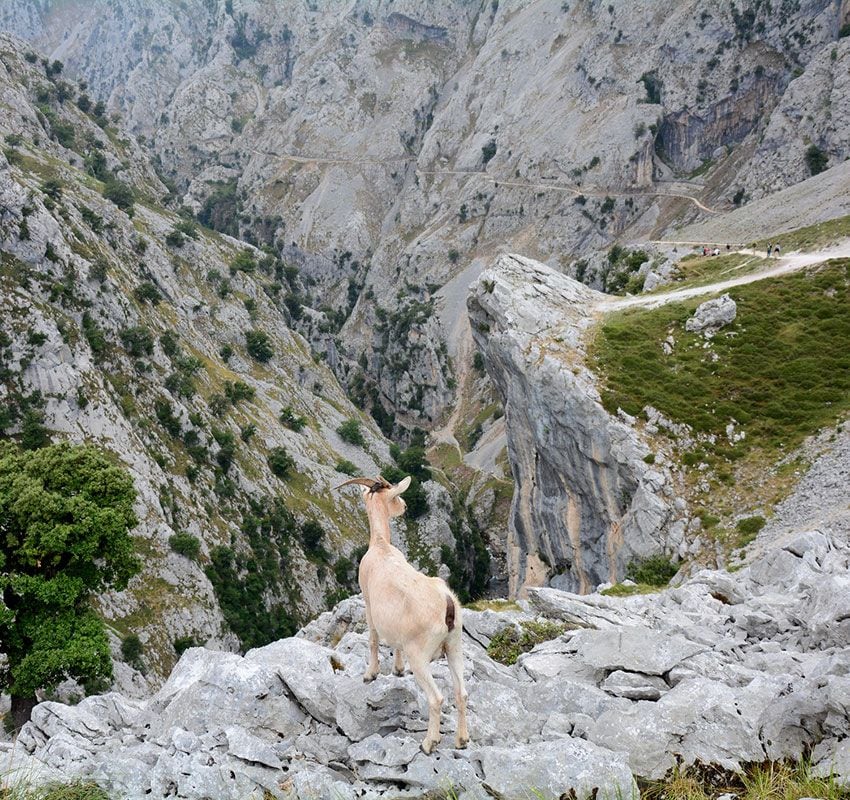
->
[3,0,848,435]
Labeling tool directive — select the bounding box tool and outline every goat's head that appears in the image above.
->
[335,475,412,517]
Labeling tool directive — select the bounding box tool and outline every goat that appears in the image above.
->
[336,475,469,754]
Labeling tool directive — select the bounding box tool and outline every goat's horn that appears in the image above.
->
[334,477,379,490]
[334,477,391,492]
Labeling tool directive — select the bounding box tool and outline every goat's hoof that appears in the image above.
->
[392,667,405,677]
[362,673,377,684]
[455,736,469,750]
[420,739,435,755]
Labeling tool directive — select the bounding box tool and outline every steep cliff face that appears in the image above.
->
[2,0,846,431]
[0,35,475,691]
[467,255,685,595]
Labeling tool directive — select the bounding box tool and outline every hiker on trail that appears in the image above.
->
[713,247,720,256]
[767,243,772,258]
[774,244,781,256]
[726,243,731,252]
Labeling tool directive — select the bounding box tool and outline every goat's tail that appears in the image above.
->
[445,594,456,632]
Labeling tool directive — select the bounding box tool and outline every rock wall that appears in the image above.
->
[5,527,849,798]
[468,254,685,595]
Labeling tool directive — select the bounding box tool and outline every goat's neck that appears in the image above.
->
[365,502,393,548]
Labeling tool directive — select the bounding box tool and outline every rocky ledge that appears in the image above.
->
[467,254,687,596]
[3,528,848,799]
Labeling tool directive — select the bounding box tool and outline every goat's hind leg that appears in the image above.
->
[408,651,443,754]
[392,648,406,676]
[446,634,469,749]
[363,605,380,683]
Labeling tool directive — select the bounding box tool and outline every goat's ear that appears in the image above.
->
[391,476,412,496]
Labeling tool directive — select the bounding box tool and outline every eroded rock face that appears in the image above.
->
[468,254,686,595]
[7,529,850,798]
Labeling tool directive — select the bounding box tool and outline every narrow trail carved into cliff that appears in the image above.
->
[600,240,850,312]
[248,149,719,213]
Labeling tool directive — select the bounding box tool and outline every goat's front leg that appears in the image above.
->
[392,648,405,676]
[363,624,380,683]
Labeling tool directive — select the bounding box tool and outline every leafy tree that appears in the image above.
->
[805,144,828,176]
[0,442,140,727]
[268,446,294,478]
[120,326,154,358]
[245,330,273,362]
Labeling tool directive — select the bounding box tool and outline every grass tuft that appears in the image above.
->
[641,760,849,800]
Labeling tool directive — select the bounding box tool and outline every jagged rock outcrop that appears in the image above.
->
[5,528,850,798]
[468,254,686,595]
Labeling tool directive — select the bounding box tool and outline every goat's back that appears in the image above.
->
[360,546,459,654]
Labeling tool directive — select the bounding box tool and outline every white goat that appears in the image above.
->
[336,475,469,754]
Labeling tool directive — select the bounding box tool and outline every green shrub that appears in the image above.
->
[625,555,677,586]
[335,459,358,475]
[268,446,294,478]
[211,427,236,472]
[230,250,257,275]
[487,620,566,665]
[120,633,143,663]
[245,329,273,362]
[134,281,161,305]
[165,229,185,248]
[81,312,106,358]
[119,326,154,357]
[224,380,255,404]
[481,139,497,164]
[736,515,766,546]
[102,177,135,212]
[337,418,364,446]
[240,423,256,442]
[219,343,234,362]
[300,519,326,558]
[279,406,306,431]
[169,532,201,560]
[154,399,181,438]
[173,636,197,655]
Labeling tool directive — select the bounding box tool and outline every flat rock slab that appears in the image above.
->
[571,626,704,675]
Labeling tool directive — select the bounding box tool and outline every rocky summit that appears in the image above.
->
[3,525,848,799]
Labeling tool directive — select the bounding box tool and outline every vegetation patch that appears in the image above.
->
[601,583,662,597]
[641,760,849,800]
[593,261,850,465]
[626,555,677,586]
[465,598,521,612]
[755,213,850,254]
[655,252,762,292]
[487,620,567,665]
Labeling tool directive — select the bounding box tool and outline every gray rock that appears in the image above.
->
[685,293,737,335]
[478,739,636,800]
[601,670,670,700]
[571,627,704,675]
